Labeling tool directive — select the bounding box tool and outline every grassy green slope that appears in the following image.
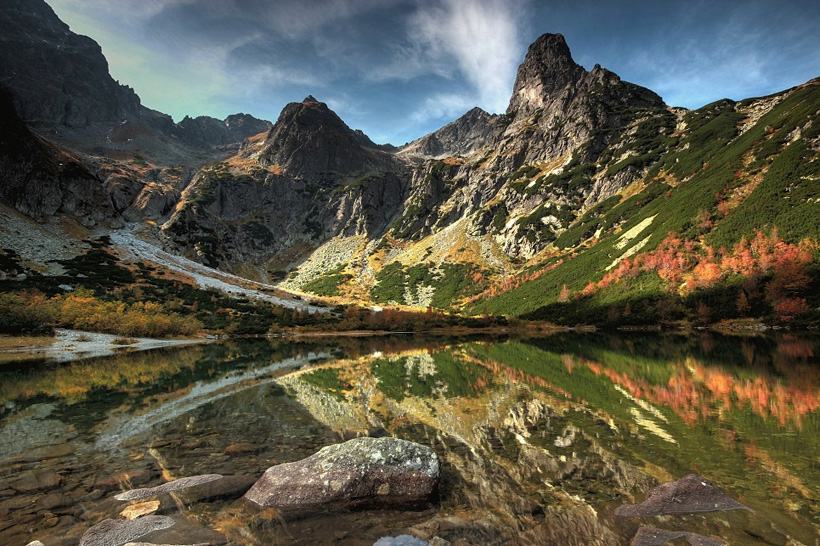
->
[470,81,820,321]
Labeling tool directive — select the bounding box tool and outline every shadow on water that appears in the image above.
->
[0,332,816,545]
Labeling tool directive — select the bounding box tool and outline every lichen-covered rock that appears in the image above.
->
[79,516,174,546]
[616,474,747,517]
[114,474,222,502]
[244,437,439,510]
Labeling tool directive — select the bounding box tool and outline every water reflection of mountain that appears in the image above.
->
[274,333,817,544]
[0,333,816,545]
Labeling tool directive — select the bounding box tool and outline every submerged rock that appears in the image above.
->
[173,474,255,504]
[616,474,747,517]
[79,516,174,546]
[114,474,222,502]
[9,470,62,492]
[244,437,439,510]
[374,535,430,546]
[630,526,724,546]
[120,500,160,520]
[132,515,227,546]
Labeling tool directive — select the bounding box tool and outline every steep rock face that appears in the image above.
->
[165,33,679,276]
[507,33,587,115]
[0,88,114,226]
[0,0,142,128]
[0,0,272,167]
[162,97,407,271]
[399,107,506,159]
[390,33,670,259]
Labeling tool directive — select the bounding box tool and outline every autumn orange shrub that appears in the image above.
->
[0,290,201,337]
[579,230,815,322]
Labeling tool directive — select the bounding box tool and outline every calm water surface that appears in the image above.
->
[0,333,817,545]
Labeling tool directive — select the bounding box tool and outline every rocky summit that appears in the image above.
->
[0,0,817,328]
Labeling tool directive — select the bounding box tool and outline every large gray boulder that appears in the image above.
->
[244,437,439,511]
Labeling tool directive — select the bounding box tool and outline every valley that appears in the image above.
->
[0,1,817,545]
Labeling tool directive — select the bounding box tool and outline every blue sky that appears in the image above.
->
[48,0,819,145]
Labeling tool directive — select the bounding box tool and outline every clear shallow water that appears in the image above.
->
[0,333,817,545]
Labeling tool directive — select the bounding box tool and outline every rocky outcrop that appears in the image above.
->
[0,0,141,128]
[615,474,747,517]
[176,113,271,149]
[0,0,272,167]
[399,107,505,159]
[244,437,439,510]
[162,96,408,270]
[0,88,115,226]
[163,31,681,273]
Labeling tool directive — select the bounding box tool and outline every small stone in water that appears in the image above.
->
[120,500,160,520]
[374,535,430,546]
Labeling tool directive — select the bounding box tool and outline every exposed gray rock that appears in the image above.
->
[114,475,222,501]
[79,516,175,546]
[0,88,115,226]
[0,0,271,168]
[165,32,673,268]
[259,96,398,178]
[177,113,270,149]
[244,437,439,510]
[172,474,255,504]
[399,107,504,159]
[630,526,725,546]
[615,474,747,517]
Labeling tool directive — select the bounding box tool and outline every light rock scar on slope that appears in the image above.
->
[110,228,329,313]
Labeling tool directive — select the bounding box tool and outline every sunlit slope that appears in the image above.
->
[470,81,819,323]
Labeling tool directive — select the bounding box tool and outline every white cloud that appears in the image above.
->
[408,0,529,113]
[409,92,476,125]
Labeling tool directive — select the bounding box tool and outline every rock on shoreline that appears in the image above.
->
[244,437,439,510]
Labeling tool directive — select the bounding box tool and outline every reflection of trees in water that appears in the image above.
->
[0,339,322,406]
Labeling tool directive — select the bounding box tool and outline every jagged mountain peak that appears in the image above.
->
[527,33,576,64]
[258,96,395,177]
[507,32,586,114]
[399,106,503,159]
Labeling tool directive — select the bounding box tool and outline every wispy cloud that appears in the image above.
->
[45,0,818,142]
[408,0,529,114]
[409,92,477,125]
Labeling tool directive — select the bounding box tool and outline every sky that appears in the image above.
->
[48,0,819,145]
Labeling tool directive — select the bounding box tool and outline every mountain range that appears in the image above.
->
[1,0,818,328]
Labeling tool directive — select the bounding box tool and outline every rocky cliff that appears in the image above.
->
[161,96,407,270]
[0,88,115,226]
[0,0,271,166]
[0,3,816,315]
